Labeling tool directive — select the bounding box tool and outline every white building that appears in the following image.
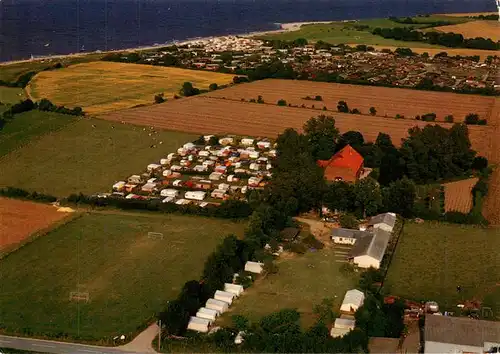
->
[244,261,264,274]
[424,315,500,353]
[348,228,391,269]
[340,289,365,313]
[185,191,206,201]
[187,316,210,333]
[330,316,356,338]
[224,283,244,297]
[214,290,236,305]
[331,228,371,245]
[206,298,229,314]
[196,307,218,321]
[147,163,161,171]
[367,212,397,232]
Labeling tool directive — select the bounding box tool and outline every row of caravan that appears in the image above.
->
[187,283,245,333]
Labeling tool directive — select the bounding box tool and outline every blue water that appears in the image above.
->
[0,0,496,62]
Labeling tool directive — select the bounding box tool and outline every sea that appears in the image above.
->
[0,0,496,62]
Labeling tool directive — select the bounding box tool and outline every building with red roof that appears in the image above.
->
[318,145,364,182]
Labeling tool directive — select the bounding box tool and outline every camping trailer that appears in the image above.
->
[214,290,235,305]
[224,283,244,296]
[244,261,264,274]
[196,307,218,321]
[206,299,229,314]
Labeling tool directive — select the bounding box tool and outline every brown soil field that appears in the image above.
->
[204,80,496,122]
[99,95,492,161]
[443,177,479,213]
[482,98,500,225]
[432,21,500,41]
[0,198,69,254]
[357,45,500,60]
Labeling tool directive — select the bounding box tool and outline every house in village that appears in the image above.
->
[348,228,391,269]
[318,145,364,182]
[424,314,500,353]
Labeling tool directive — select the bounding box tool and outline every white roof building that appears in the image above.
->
[196,307,218,321]
[214,290,236,305]
[147,163,161,171]
[244,261,264,274]
[187,316,210,333]
[224,283,244,297]
[206,298,229,313]
[185,191,206,201]
[340,289,365,313]
[330,316,356,338]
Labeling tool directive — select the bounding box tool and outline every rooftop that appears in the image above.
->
[318,144,364,174]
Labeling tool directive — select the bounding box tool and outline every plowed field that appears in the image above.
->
[204,80,496,122]
[0,198,69,254]
[433,21,500,41]
[99,95,492,160]
[443,178,478,213]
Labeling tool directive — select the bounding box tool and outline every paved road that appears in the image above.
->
[0,335,144,354]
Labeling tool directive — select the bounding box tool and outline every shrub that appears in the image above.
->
[209,83,218,91]
[314,95,323,101]
[369,107,377,116]
[287,242,308,254]
[339,213,359,229]
[337,100,349,113]
[257,95,264,104]
[301,233,324,250]
[277,99,287,106]
[472,156,488,171]
[154,93,165,104]
[350,108,361,114]
[421,113,436,122]
[444,115,454,123]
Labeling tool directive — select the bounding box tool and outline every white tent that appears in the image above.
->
[206,298,229,313]
[196,307,218,321]
[244,261,264,274]
[340,289,365,313]
[214,290,235,305]
[224,283,244,296]
[187,316,210,333]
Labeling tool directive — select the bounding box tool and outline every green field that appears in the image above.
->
[0,116,196,196]
[0,212,245,340]
[260,16,470,48]
[385,222,500,318]
[0,87,25,104]
[0,110,76,157]
[0,53,105,83]
[218,248,358,328]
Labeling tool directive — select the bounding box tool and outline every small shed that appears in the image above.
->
[224,283,244,296]
[244,261,264,274]
[206,298,229,313]
[214,290,236,305]
[367,212,397,232]
[187,316,210,333]
[331,316,356,338]
[196,307,218,321]
[340,289,365,313]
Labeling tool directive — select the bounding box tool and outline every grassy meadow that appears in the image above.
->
[0,116,196,196]
[0,87,26,104]
[0,212,245,339]
[217,247,358,328]
[384,222,500,319]
[260,16,470,48]
[27,61,235,114]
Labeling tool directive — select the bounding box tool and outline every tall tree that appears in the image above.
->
[337,131,365,151]
[382,177,416,217]
[354,177,382,217]
[303,115,339,160]
[323,181,356,213]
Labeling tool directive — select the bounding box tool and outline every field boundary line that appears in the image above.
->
[378,218,406,295]
[0,211,83,260]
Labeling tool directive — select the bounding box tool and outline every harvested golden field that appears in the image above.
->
[205,79,495,122]
[99,95,492,161]
[432,20,500,41]
[358,45,500,59]
[437,12,496,17]
[0,197,70,255]
[443,178,478,213]
[27,61,235,114]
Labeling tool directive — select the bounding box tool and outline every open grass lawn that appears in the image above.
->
[27,61,235,114]
[0,117,196,196]
[0,53,105,83]
[218,248,359,328]
[0,110,76,157]
[261,16,471,48]
[0,212,245,340]
[0,87,25,104]
[385,222,500,318]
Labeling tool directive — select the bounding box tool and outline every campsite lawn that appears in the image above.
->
[27,61,235,114]
[0,110,76,157]
[384,222,500,319]
[0,87,25,104]
[0,117,196,196]
[260,16,470,48]
[218,248,359,328]
[0,211,245,340]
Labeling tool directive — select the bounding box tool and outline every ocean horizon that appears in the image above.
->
[0,0,497,62]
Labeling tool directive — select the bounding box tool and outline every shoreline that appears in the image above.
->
[1,11,497,66]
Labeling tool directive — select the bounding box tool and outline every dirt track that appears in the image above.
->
[0,198,69,253]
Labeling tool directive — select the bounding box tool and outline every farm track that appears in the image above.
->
[204,79,496,122]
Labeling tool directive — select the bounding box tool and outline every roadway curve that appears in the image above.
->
[0,335,146,354]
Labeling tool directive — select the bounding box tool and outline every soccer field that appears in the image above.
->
[384,222,500,318]
[0,116,196,196]
[0,212,245,341]
[27,61,235,114]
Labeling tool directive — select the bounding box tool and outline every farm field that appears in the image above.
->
[483,101,500,225]
[354,45,500,59]
[0,110,76,157]
[432,20,500,41]
[0,118,196,196]
[27,61,235,114]
[0,212,245,339]
[217,247,358,328]
[258,17,462,48]
[0,197,70,255]
[98,94,493,162]
[0,87,25,104]
[384,222,500,318]
[443,177,478,213]
[0,53,105,83]
[204,79,496,122]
